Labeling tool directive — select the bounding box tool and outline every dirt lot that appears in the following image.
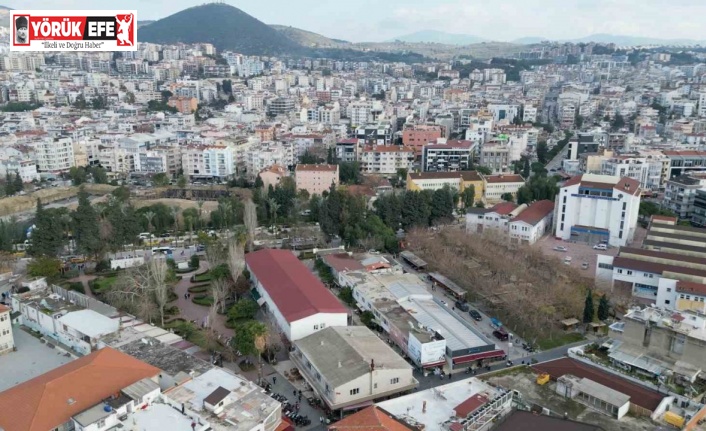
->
[483,368,659,431]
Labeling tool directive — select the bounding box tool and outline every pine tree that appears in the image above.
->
[597,295,610,321]
[13,172,23,194]
[582,289,595,323]
[29,200,65,257]
[72,187,102,257]
[4,172,14,196]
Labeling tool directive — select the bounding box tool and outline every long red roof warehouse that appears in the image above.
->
[532,358,663,411]
[245,249,348,322]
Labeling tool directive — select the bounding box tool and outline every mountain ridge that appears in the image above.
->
[387,29,488,45]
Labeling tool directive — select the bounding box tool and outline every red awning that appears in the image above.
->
[452,349,506,364]
[422,360,447,368]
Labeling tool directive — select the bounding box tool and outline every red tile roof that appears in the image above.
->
[489,202,518,215]
[651,215,677,223]
[0,348,160,431]
[511,200,555,226]
[532,358,663,411]
[245,249,347,323]
[323,253,365,273]
[676,281,706,296]
[0,304,10,313]
[454,394,488,418]
[484,174,525,183]
[329,406,413,431]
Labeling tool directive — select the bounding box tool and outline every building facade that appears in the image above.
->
[295,164,339,196]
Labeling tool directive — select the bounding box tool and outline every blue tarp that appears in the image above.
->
[491,318,502,328]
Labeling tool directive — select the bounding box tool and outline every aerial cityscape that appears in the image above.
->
[1,1,706,431]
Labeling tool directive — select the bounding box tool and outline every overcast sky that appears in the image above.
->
[7,0,706,42]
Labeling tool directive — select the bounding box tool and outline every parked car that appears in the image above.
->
[593,244,607,250]
[469,309,482,321]
[455,301,470,312]
[493,328,509,341]
[553,246,568,252]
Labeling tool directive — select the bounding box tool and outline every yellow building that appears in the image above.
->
[406,171,484,204]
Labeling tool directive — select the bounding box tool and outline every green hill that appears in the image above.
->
[270,25,349,48]
[138,3,302,55]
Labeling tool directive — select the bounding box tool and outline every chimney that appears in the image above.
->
[370,359,375,371]
[423,400,427,413]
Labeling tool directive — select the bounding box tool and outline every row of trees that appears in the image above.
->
[3,171,24,197]
[68,165,108,185]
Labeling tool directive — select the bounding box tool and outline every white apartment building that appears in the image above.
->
[0,305,14,355]
[99,147,135,174]
[182,145,236,179]
[244,142,295,179]
[360,145,414,175]
[347,100,374,126]
[479,143,511,173]
[698,93,706,118]
[35,137,75,173]
[523,105,538,123]
[555,174,641,247]
[600,156,663,192]
[663,173,706,220]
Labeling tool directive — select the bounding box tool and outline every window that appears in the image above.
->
[665,300,671,305]
[623,202,627,210]
[350,388,360,395]
[313,325,319,330]
[667,288,672,292]
[627,270,633,275]
[618,269,623,274]
[321,323,326,329]
[391,377,399,384]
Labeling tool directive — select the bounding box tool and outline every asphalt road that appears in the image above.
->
[389,255,533,361]
[545,143,569,172]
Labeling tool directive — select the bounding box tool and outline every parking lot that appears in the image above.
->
[536,235,619,275]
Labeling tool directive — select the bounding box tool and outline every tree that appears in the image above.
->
[461,185,476,208]
[475,165,493,175]
[124,91,135,104]
[143,210,156,233]
[430,187,454,224]
[228,299,259,322]
[72,187,102,258]
[611,113,625,131]
[13,172,23,194]
[30,200,66,256]
[268,198,280,231]
[189,253,200,269]
[582,289,594,323]
[230,320,267,382]
[536,141,549,164]
[299,150,320,164]
[69,166,88,186]
[27,256,61,280]
[177,175,187,188]
[90,166,108,184]
[597,295,610,321]
[152,173,169,187]
[339,162,362,185]
[243,199,257,252]
[111,186,131,202]
[501,192,514,202]
[150,259,171,327]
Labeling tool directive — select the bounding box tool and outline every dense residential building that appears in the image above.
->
[258,163,288,190]
[295,163,339,196]
[421,140,475,172]
[555,174,641,247]
[181,145,236,179]
[402,125,443,155]
[291,326,417,410]
[360,145,414,175]
[694,190,706,227]
[663,173,706,220]
[479,142,510,173]
[245,249,348,341]
[35,137,75,173]
[664,150,706,179]
[167,96,197,114]
[0,305,13,356]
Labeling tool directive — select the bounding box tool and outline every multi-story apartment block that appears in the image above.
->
[694,190,706,227]
[360,145,414,175]
[347,100,374,126]
[167,96,197,114]
[295,164,339,196]
[421,140,475,172]
[600,156,663,192]
[402,125,443,155]
[182,145,235,179]
[555,174,641,247]
[354,123,392,145]
[664,150,706,179]
[0,305,14,355]
[479,142,510,173]
[35,137,75,173]
[335,138,360,163]
[244,142,295,180]
[663,173,706,220]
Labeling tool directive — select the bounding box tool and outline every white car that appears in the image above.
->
[553,246,568,252]
[593,244,607,250]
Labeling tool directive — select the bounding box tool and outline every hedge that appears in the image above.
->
[188,285,209,294]
[192,295,214,306]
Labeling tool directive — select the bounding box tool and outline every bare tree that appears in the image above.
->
[211,277,230,314]
[105,259,170,325]
[206,298,220,350]
[228,240,245,283]
[143,210,156,233]
[268,198,279,233]
[243,199,258,252]
[171,206,180,242]
[264,312,283,364]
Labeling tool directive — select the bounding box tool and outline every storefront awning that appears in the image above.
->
[452,349,506,365]
[421,359,447,368]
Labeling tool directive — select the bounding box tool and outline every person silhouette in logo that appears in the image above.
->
[116,13,133,46]
[15,16,28,45]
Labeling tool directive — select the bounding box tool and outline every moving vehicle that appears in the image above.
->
[593,243,607,250]
[455,300,470,312]
[469,309,482,321]
[553,246,568,252]
[493,328,509,341]
[151,246,173,257]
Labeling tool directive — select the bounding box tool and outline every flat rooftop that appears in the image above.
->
[377,378,502,431]
[0,326,74,392]
[125,402,210,431]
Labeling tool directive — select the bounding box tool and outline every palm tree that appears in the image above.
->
[171,206,180,242]
[196,200,205,229]
[268,198,279,234]
[143,210,156,233]
[218,201,232,231]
